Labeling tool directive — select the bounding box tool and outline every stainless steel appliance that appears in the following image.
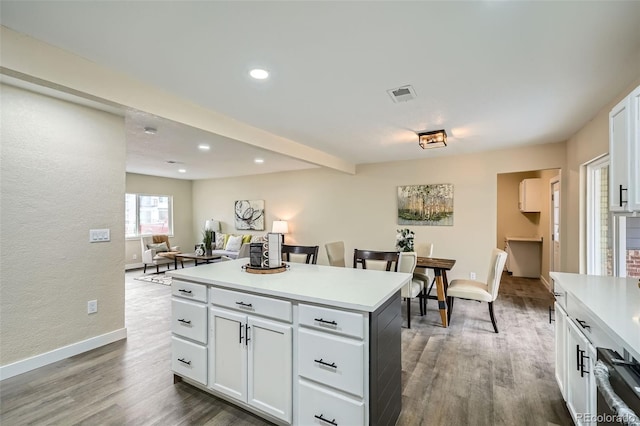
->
[595,348,640,425]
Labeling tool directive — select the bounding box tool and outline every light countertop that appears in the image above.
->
[550,272,640,360]
[167,259,411,312]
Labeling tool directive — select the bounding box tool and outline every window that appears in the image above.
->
[586,156,613,276]
[585,156,639,278]
[125,193,173,238]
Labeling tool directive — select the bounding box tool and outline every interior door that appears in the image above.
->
[551,178,561,272]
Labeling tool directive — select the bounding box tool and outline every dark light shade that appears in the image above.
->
[418,129,447,149]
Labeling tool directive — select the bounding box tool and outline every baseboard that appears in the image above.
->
[540,275,551,291]
[0,328,127,381]
[126,262,144,270]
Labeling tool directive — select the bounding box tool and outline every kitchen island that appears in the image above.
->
[550,272,640,425]
[167,259,411,426]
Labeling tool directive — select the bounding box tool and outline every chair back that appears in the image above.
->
[486,248,508,301]
[397,252,418,274]
[416,242,434,258]
[353,249,399,272]
[325,241,345,267]
[237,243,251,259]
[282,244,319,264]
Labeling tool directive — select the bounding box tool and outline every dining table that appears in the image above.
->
[415,256,456,327]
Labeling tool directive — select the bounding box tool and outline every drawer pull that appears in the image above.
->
[314,318,338,326]
[553,292,563,297]
[314,358,337,369]
[576,319,591,331]
[178,318,191,325]
[178,289,192,294]
[178,358,191,366]
[235,301,253,308]
[314,414,337,425]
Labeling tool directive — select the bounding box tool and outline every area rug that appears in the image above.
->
[134,275,172,286]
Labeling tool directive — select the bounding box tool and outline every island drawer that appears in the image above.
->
[171,336,207,385]
[298,379,364,426]
[298,328,364,397]
[210,287,292,323]
[299,304,364,339]
[172,280,207,303]
[566,297,622,352]
[172,298,207,344]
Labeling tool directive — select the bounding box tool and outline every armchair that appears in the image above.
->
[141,235,182,273]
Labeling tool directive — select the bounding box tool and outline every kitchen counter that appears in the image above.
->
[550,272,640,360]
[167,259,411,312]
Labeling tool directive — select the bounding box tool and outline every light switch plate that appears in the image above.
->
[89,228,110,242]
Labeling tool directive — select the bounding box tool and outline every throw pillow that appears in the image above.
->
[215,233,226,250]
[147,242,169,252]
[242,234,252,244]
[225,235,243,252]
[250,234,265,243]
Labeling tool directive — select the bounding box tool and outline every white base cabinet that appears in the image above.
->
[565,317,596,425]
[209,306,293,424]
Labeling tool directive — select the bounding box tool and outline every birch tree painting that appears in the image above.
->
[397,184,454,226]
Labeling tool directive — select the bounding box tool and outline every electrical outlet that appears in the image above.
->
[470,272,476,280]
[88,300,98,314]
[132,254,137,260]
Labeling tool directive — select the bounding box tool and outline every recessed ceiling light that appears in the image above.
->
[143,126,157,135]
[254,158,264,164]
[198,144,210,151]
[249,69,269,80]
[178,169,186,173]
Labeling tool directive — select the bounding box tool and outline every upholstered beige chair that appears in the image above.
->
[141,235,181,273]
[447,248,508,333]
[325,241,345,267]
[398,252,425,329]
[413,242,434,313]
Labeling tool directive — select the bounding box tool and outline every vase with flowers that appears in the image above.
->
[396,228,415,252]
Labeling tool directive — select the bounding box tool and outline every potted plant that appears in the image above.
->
[396,228,415,252]
[202,229,214,256]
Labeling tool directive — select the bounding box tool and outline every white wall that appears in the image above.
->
[0,84,126,367]
[565,76,640,273]
[194,142,566,282]
[125,173,194,267]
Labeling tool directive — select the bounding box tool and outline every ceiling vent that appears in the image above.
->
[387,85,417,103]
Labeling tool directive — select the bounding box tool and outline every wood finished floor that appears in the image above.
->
[0,270,572,425]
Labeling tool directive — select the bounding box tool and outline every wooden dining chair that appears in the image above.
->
[447,248,508,333]
[281,244,319,264]
[353,249,399,271]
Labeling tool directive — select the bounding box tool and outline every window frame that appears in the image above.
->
[586,155,611,276]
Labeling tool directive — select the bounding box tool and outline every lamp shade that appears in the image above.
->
[272,220,289,234]
[205,219,220,231]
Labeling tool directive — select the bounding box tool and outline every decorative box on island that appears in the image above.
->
[248,233,282,269]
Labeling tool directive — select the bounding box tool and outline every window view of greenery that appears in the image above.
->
[125,194,173,238]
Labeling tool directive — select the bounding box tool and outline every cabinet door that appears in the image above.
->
[554,302,567,400]
[630,86,640,211]
[566,319,595,425]
[609,96,632,212]
[209,307,247,403]
[247,317,292,423]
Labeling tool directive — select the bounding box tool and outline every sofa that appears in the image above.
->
[209,233,264,259]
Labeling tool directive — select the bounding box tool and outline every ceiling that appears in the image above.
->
[1,1,639,180]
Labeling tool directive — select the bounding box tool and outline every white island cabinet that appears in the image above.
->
[167,259,410,426]
[551,272,640,426]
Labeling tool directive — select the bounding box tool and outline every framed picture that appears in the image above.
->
[397,184,454,226]
[234,199,265,230]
